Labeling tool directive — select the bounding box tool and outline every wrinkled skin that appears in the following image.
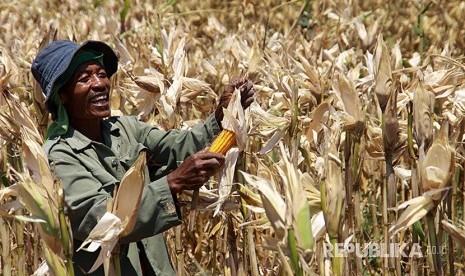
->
[215,78,255,123]
[61,61,255,193]
[60,61,112,142]
[167,149,225,193]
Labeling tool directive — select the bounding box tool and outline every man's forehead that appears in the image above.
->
[74,61,105,75]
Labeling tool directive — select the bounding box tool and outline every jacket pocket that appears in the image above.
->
[119,143,147,170]
[93,170,120,194]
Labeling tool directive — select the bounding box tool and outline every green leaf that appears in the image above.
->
[120,0,130,25]
[413,220,426,244]
[287,228,303,276]
[159,0,177,13]
[294,201,313,250]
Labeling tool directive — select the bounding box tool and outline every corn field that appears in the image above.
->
[2,0,465,275]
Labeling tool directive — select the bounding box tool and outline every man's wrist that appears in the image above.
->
[167,173,180,194]
[214,107,224,128]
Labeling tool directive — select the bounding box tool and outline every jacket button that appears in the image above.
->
[111,159,118,167]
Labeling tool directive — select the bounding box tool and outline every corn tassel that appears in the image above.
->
[210,130,236,155]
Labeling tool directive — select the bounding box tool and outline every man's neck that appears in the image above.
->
[69,118,104,143]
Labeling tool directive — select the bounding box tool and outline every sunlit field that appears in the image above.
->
[1,0,465,275]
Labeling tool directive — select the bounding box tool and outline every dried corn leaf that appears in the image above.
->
[221,87,247,150]
[1,90,42,142]
[32,261,49,276]
[243,205,265,214]
[365,124,384,159]
[0,110,20,141]
[250,102,290,136]
[392,41,403,70]
[332,74,362,131]
[0,184,18,201]
[322,128,345,237]
[158,96,176,127]
[389,188,446,236]
[112,151,146,237]
[383,87,399,148]
[77,212,122,273]
[373,34,392,112]
[306,101,330,144]
[441,219,465,245]
[112,35,134,66]
[212,148,239,217]
[413,79,434,147]
[248,39,262,74]
[277,244,295,276]
[201,59,218,76]
[166,78,182,106]
[22,131,55,196]
[241,171,286,239]
[295,52,321,95]
[172,36,186,77]
[0,198,23,213]
[182,77,212,93]
[311,211,326,240]
[301,172,321,210]
[259,129,286,155]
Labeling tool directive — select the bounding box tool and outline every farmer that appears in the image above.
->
[31,40,254,275]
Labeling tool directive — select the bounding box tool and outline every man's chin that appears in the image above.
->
[90,109,111,119]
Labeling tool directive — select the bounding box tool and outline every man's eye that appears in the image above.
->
[98,72,108,78]
[78,75,90,83]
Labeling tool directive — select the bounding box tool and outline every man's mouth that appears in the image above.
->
[89,93,109,107]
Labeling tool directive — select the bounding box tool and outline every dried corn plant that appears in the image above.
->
[2,0,465,275]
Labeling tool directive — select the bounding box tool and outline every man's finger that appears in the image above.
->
[242,98,254,108]
[195,156,224,170]
[244,80,254,91]
[241,89,254,100]
[196,151,225,160]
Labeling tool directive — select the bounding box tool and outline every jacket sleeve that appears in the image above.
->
[48,144,183,243]
[131,114,222,178]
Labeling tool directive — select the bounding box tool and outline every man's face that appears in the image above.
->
[60,60,111,120]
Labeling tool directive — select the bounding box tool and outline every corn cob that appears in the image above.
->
[189,129,237,231]
[209,130,237,155]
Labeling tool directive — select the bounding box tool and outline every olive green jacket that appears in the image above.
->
[43,115,221,275]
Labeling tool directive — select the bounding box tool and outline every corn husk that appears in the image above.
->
[332,73,363,132]
[389,188,448,236]
[373,34,392,112]
[413,79,435,148]
[241,171,287,239]
[79,151,147,273]
[321,128,345,238]
[420,123,453,198]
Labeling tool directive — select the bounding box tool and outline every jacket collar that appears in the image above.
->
[63,118,120,151]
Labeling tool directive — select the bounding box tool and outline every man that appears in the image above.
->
[31,40,254,275]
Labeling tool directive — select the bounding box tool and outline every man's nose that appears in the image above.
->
[90,74,107,90]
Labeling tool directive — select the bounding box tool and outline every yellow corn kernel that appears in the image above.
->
[210,130,236,155]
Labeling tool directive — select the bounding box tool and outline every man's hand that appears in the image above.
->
[215,78,255,124]
[167,150,225,193]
